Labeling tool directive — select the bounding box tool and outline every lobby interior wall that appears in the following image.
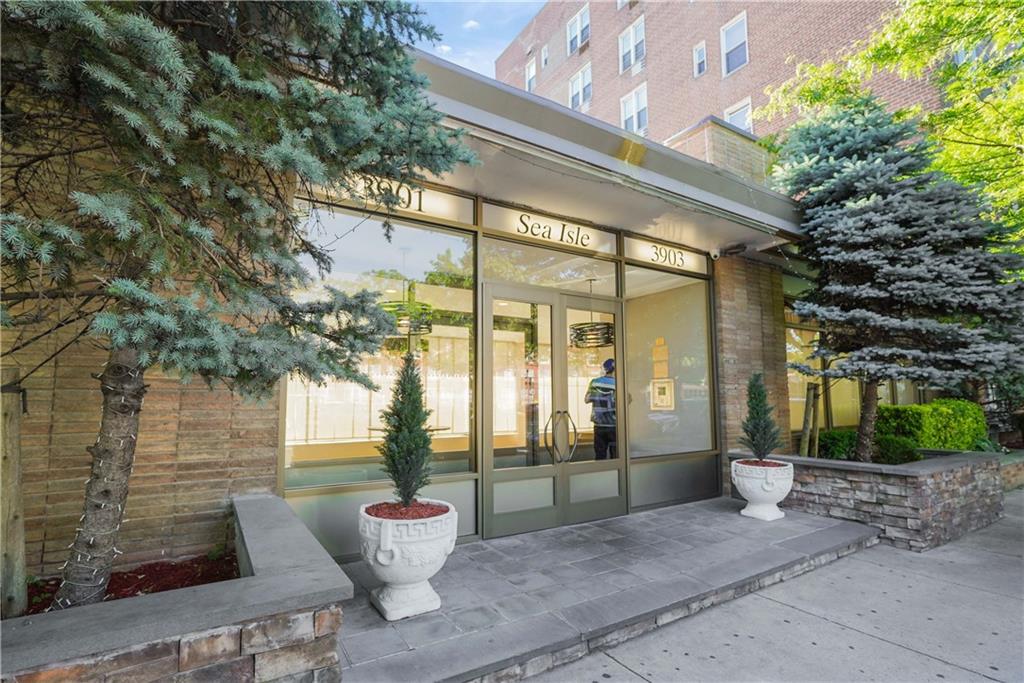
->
[713,255,791,493]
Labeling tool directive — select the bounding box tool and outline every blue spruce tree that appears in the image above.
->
[772,96,1024,462]
[1,1,473,607]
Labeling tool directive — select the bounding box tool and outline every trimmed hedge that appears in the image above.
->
[818,429,858,460]
[876,398,986,451]
[874,434,923,465]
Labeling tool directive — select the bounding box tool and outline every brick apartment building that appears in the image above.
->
[496,0,938,182]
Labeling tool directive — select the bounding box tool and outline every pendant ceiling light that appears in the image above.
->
[381,282,433,337]
[569,279,614,348]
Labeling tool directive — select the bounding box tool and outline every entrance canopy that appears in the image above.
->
[414,50,801,254]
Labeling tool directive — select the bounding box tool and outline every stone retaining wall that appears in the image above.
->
[1001,455,1024,491]
[2,495,352,683]
[729,452,1003,551]
[3,603,343,683]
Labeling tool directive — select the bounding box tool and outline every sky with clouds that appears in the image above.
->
[414,1,545,78]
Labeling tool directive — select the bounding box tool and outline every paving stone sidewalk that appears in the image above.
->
[336,496,878,682]
[536,488,1024,683]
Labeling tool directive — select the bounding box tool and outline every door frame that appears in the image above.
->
[481,282,628,538]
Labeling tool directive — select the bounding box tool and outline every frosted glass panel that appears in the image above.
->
[494,478,554,513]
[624,267,713,457]
[570,470,619,503]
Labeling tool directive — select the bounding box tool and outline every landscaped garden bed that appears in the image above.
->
[1,495,352,682]
[729,451,1003,551]
[24,550,238,616]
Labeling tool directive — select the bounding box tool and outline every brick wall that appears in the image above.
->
[4,603,342,683]
[4,320,279,577]
[496,1,940,146]
[666,117,770,184]
[713,256,791,490]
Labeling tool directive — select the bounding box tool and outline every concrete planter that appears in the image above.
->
[730,459,794,521]
[358,498,457,621]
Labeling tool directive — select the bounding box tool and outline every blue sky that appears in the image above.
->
[414,1,545,78]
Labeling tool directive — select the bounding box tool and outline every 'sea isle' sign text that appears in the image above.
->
[482,203,615,254]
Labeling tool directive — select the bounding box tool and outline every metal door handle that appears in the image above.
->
[543,410,556,463]
[563,411,579,463]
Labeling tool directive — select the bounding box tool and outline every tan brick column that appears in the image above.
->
[713,255,791,491]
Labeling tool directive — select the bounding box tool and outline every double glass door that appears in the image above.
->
[482,283,628,537]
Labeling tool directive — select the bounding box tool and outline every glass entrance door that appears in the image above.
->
[482,282,627,537]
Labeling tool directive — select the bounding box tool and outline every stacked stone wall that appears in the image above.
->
[3,604,342,683]
[781,456,1003,551]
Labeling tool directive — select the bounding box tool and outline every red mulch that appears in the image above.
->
[23,550,238,616]
[736,459,788,467]
[366,500,449,520]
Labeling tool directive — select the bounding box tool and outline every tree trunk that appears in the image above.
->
[51,347,146,609]
[854,380,880,463]
[2,367,27,618]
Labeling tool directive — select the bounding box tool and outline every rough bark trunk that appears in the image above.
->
[853,380,880,463]
[2,367,27,618]
[51,347,146,609]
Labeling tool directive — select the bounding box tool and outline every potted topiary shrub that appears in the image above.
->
[358,352,457,621]
[731,373,793,521]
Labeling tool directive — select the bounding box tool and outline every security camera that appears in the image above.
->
[709,248,721,261]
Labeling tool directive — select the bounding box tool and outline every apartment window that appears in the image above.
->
[541,44,549,68]
[618,16,646,73]
[693,41,707,77]
[525,59,537,92]
[616,0,627,8]
[566,4,591,55]
[620,83,648,135]
[570,63,593,110]
[724,97,752,133]
[721,11,748,75]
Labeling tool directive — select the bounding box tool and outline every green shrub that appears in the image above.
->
[874,434,922,465]
[876,398,986,450]
[818,429,857,460]
[972,437,1007,454]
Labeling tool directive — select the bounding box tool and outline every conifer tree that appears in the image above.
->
[378,353,432,507]
[1,1,473,607]
[738,373,783,460]
[772,96,1024,462]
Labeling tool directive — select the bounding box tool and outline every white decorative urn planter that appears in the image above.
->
[731,459,794,521]
[358,498,457,621]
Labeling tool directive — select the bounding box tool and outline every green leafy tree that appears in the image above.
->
[764,0,1024,253]
[378,353,432,506]
[1,0,473,608]
[772,96,1024,462]
[738,373,783,460]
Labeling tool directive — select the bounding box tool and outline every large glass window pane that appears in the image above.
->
[567,309,618,461]
[285,206,474,488]
[493,301,553,469]
[829,377,861,428]
[482,237,616,296]
[624,267,713,457]
[895,380,918,405]
[786,327,825,431]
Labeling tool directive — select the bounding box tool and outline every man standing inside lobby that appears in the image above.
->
[585,358,617,460]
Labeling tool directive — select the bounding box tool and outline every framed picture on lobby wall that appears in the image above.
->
[650,379,675,411]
